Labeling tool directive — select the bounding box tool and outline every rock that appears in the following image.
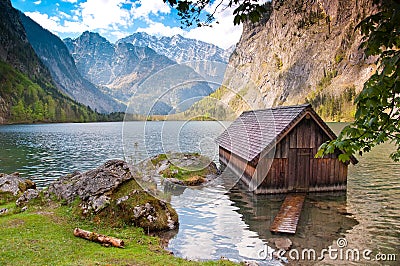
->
[21,206,28,212]
[166,210,177,230]
[0,173,36,196]
[48,160,179,231]
[269,238,293,251]
[0,208,8,215]
[243,261,259,266]
[48,160,132,204]
[116,195,129,205]
[151,153,219,186]
[16,189,39,207]
[164,178,184,185]
[80,195,111,214]
[183,175,205,186]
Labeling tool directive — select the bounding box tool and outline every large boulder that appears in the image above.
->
[47,160,132,204]
[16,189,40,207]
[0,173,36,199]
[48,160,178,231]
[0,173,39,206]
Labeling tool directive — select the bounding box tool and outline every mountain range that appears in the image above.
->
[1,0,379,123]
[64,31,230,114]
[0,0,233,119]
[118,32,232,64]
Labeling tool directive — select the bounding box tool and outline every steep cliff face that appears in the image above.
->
[19,13,125,113]
[213,0,378,121]
[0,0,52,85]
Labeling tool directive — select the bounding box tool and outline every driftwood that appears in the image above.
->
[73,228,124,248]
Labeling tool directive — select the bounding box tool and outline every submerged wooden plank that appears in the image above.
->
[270,193,305,234]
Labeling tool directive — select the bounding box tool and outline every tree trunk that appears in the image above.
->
[73,228,124,248]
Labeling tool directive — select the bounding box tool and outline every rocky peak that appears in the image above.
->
[80,31,110,45]
[68,31,114,60]
[118,32,231,64]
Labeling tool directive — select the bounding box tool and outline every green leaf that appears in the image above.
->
[338,153,351,163]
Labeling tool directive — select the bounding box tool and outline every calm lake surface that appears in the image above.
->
[0,121,398,265]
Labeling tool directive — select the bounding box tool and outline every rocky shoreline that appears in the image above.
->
[0,159,181,231]
[0,153,220,232]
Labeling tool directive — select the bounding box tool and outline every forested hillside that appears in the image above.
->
[0,0,104,123]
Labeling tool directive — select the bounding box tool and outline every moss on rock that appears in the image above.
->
[151,153,219,186]
[48,160,179,232]
[88,178,179,231]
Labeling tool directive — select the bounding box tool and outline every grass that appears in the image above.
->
[0,192,17,205]
[0,199,237,266]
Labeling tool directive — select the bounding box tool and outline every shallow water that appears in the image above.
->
[0,121,398,265]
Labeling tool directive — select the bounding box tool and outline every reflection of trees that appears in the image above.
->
[225,167,359,253]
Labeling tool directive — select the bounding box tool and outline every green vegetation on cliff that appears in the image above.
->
[305,70,357,122]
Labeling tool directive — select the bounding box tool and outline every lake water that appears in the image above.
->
[0,121,398,265]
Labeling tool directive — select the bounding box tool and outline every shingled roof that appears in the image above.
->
[216,104,340,162]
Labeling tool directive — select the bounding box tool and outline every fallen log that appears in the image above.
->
[73,228,124,248]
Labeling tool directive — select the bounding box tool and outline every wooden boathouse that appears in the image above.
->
[216,104,357,194]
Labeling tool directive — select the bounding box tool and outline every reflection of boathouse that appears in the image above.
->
[216,104,357,194]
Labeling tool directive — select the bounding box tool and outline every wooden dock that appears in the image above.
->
[270,193,306,234]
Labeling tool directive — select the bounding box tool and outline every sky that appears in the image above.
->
[11,0,243,49]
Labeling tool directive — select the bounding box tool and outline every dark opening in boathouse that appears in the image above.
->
[216,104,357,194]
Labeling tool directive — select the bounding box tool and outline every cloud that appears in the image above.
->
[33,0,42,5]
[25,11,85,34]
[136,21,183,37]
[78,0,132,30]
[25,12,63,31]
[23,0,243,48]
[185,2,242,49]
[58,11,72,19]
[62,20,89,33]
[106,29,131,40]
[25,0,134,35]
[131,0,171,20]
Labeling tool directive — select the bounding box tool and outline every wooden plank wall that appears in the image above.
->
[256,118,347,192]
[220,117,348,193]
[220,147,256,180]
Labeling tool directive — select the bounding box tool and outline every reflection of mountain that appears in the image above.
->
[226,169,359,254]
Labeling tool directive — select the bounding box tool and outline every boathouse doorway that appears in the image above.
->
[289,148,312,192]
